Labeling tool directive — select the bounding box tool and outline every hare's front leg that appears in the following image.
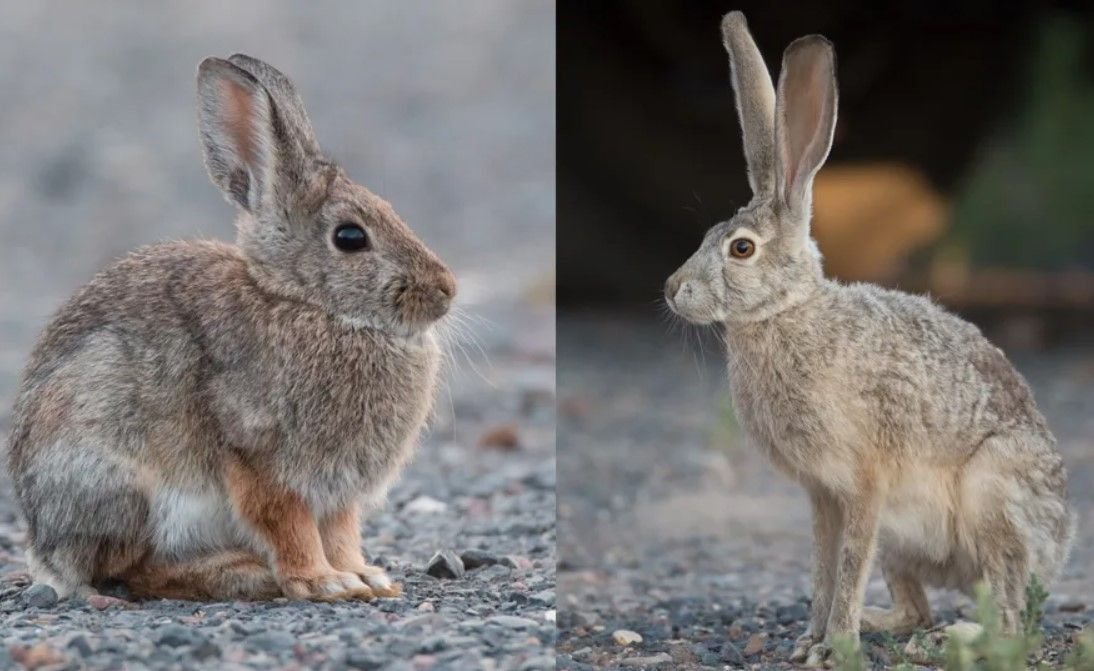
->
[791,488,842,663]
[319,505,401,597]
[225,460,373,601]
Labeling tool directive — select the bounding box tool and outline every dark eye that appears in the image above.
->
[729,238,755,259]
[333,223,369,252]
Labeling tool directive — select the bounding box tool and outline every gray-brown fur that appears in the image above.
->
[7,55,454,601]
[666,12,1073,664]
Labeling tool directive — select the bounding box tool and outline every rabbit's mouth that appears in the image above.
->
[337,312,437,341]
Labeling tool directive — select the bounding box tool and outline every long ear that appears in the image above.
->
[774,35,838,217]
[227,54,322,160]
[196,56,322,213]
[721,12,776,198]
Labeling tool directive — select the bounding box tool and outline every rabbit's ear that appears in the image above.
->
[226,54,322,159]
[721,12,776,198]
[774,35,838,217]
[196,57,322,213]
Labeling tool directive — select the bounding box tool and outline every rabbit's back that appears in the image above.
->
[9,240,441,525]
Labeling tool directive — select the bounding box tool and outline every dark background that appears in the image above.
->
[558,0,1094,342]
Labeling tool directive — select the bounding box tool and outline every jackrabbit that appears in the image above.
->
[8,55,455,601]
[665,12,1073,664]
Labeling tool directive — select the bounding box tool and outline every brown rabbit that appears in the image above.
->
[7,54,455,602]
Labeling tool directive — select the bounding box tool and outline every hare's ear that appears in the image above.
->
[721,12,776,198]
[196,57,322,213]
[774,35,838,217]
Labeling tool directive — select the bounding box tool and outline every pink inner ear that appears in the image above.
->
[220,78,257,167]
[783,50,830,194]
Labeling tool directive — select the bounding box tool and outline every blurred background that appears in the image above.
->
[559,0,1094,346]
[557,2,1094,664]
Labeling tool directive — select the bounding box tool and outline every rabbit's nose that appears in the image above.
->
[436,268,457,300]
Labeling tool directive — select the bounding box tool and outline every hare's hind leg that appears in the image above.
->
[861,552,932,634]
[122,551,280,601]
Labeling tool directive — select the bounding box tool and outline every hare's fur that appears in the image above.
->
[666,12,1073,662]
[8,55,454,601]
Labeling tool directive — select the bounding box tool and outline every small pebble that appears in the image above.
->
[426,550,465,580]
[404,495,448,515]
[721,641,746,665]
[620,652,672,667]
[743,632,767,656]
[21,584,58,609]
[612,629,643,646]
[460,549,502,570]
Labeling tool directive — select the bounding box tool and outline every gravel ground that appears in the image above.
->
[0,2,555,669]
[0,332,556,671]
[557,313,1094,670]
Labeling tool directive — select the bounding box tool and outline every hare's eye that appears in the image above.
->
[333,223,370,252]
[729,238,755,259]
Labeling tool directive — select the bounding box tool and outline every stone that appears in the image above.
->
[776,602,809,625]
[721,641,746,665]
[743,632,767,656]
[487,615,538,629]
[156,624,205,648]
[460,550,502,570]
[404,495,448,515]
[620,652,673,666]
[426,550,465,580]
[612,629,643,646]
[21,584,58,609]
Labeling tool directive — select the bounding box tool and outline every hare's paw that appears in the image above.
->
[804,641,832,668]
[279,569,374,601]
[861,606,930,635]
[790,632,820,663]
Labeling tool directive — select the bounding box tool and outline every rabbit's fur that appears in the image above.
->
[666,12,1073,662]
[7,55,455,602]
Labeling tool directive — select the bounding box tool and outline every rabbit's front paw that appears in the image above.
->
[332,562,402,598]
[356,564,401,598]
[279,569,374,601]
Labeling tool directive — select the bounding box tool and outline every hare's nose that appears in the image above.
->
[664,276,682,303]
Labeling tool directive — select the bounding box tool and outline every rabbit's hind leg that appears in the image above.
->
[121,551,280,601]
[19,457,152,600]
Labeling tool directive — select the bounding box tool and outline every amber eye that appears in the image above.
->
[729,238,755,259]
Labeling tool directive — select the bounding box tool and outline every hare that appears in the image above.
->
[665,12,1073,664]
[7,55,455,602]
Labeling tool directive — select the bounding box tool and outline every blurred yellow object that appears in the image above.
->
[811,163,948,282]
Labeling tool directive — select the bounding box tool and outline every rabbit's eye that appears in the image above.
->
[729,238,755,259]
[333,223,370,252]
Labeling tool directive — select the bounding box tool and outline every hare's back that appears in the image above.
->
[837,283,1050,445]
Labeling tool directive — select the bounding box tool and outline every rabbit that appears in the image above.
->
[6,54,456,603]
[664,12,1074,664]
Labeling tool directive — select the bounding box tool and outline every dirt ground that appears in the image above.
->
[557,313,1094,670]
